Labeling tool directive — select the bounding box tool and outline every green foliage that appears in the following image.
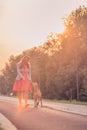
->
[0,6,87,100]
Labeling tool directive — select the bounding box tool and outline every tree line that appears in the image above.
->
[0,6,87,101]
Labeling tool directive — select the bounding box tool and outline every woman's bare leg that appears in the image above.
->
[17,91,23,107]
[23,91,29,107]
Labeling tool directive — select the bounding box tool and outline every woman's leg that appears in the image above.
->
[17,91,23,106]
[23,91,29,107]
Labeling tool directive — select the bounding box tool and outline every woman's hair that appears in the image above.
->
[22,55,30,62]
[20,55,31,68]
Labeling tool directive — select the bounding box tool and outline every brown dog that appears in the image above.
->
[31,82,42,108]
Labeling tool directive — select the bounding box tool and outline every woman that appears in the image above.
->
[13,55,32,108]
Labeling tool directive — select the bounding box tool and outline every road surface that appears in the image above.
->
[0,100,87,130]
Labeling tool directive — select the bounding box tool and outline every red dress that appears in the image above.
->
[13,65,31,92]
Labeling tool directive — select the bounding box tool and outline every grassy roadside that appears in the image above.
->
[43,99,87,106]
[1,95,87,106]
[8,95,87,106]
[11,96,87,106]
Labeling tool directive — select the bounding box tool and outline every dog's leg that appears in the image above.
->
[34,96,37,108]
[40,97,43,107]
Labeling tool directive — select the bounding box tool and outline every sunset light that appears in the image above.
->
[0,1,87,129]
[0,0,87,69]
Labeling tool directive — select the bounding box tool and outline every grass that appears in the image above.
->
[10,95,87,106]
[44,99,87,106]
[58,100,87,105]
[2,95,87,106]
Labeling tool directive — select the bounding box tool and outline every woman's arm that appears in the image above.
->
[28,63,32,80]
[17,63,24,79]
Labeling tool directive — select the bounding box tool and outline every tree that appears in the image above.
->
[63,6,87,100]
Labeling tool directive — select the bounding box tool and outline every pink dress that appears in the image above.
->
[13,65,32,92]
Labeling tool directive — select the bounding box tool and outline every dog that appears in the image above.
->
[31,82,42,108]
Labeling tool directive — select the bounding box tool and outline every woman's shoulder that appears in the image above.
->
[16,62,21,67]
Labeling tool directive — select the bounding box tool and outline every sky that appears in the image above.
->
[0,0,87,70]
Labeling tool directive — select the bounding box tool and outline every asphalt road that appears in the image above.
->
[0,101,87,130]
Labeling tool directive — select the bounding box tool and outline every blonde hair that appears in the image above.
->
[21,55,30,62]
[19,55,31,68]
